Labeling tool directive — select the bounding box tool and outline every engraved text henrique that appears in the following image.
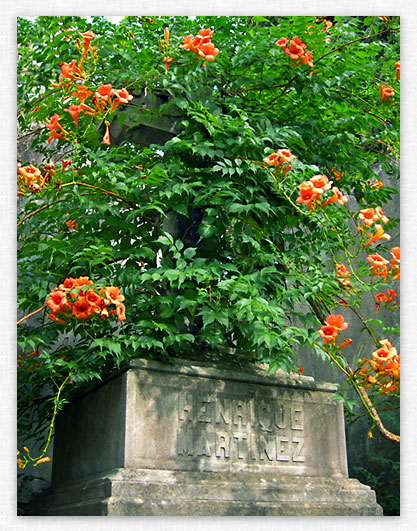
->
[176,392,305,464]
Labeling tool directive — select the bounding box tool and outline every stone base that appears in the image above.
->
[28,358,383,516]
[31,467,383,516]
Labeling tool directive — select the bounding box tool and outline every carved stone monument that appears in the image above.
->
[31,358,383,515]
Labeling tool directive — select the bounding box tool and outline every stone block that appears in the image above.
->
[108,91,180,147]
[31,358,383,516]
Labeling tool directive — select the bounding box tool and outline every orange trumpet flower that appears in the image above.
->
[364,224,391,247]
[102,120,110,145]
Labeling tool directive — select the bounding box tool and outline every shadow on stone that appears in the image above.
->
[30,358,383,516]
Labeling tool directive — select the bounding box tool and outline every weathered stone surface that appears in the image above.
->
[32,358,383,516]
[108,91,180,147]
[32,468,382,516]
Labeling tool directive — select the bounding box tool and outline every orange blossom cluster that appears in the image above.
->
[47,83,133,144]
[318,314,350,347]
[335,263,352,291]
[275,36,314,67]
[364,224,391,247]
[358,206,389,227]
[328,166,342,181]
[296,174,347,210]
[358,339,399,395]
[161,27,174,75]
[366,246,400,280]
[358,205,391,247]
[48,32,132,144]
[179,28,219,61]
[375,288,397,312]
[17,448,50,469]
[46,276,126,324]
[263,149,296,176]
[76,30,97,59]
[51,31,96,88]
[378,84,395,103]
[17,161,56,195]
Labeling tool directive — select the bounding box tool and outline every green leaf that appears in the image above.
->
[200,306,215,328]
[184,247,197,259]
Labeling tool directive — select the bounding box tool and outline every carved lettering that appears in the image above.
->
[249,433,257,461]
[215,433,230,458]
[178,393,194,422]
[215,397,231,425]
[258,402,273,432]
[197,398,213,423]
[176,393,306,466]
[291,407,304,431]
[196,432,212,457]
[232,399,247,427]
[233,432,248,459]
[177,429,194,456]
[292,437,305,462]
[277,437,290,461]
[274,404,287,429]
[258,435,275,461]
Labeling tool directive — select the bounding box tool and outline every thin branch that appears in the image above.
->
[356,384,400,443]
[17,89,61,119]
[17,198,66,227]
[243,28,396,103]
[135,288,161,297]
[361,145,400,166]
[349,404,400,425]
[29,89,61,107]
[266,75,298,105]
[231,213,266,237]
[59,181,135,207]
[354,132,398,153]
[341,355,399,443]
[17,305,47,326]
[241,77,297,94]
[17,192,91,227]
[228,155,268,169]
[38,376,70,459]
[343,93,393,126]
[17,127,46,141]
[314,27,400,65]
[342,352,400,443]
[247,29,399,102]
[335,296,379,347]
[375,477,400,493]
[306,300,399,443]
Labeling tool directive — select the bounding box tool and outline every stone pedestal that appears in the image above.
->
[31,358,383,516]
